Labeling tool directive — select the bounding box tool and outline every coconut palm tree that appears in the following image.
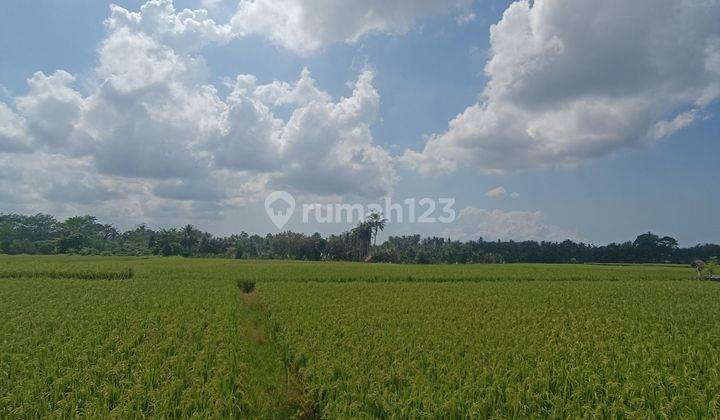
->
[102,224,119,242]
[182,224,198,256]
[367,212,388,246]
[351,221,373,261]
[101,224,119,251]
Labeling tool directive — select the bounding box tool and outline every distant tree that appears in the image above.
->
[659,236,679,249]
[367,212,388,247]
[58,215,104,253]
[155,229,180,256]
[415,248,431,264]
[1,211,718,265]
[182,224,198,256]
[101,224,119,250]
[234,243,243,259]
[351,221,373,261]
[634,232,660,248]
[632,232,678,262]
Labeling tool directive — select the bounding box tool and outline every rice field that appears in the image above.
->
[261,281,720,417]
[1,255,717,418]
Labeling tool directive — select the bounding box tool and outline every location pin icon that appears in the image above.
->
[265,191,296,230]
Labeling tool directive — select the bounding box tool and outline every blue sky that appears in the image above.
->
[1,0,718,245]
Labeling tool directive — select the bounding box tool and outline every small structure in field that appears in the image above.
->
[692,260,706,278]
[693,259,720,281]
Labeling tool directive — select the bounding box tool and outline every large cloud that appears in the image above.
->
[80,24,223,180]
[0,0,396,225]
[106,0,233,52]
[14,71,85,152]
[403,0,720,175]
[0,103,31,153]
[230,0,473,54]
[276,71,396,197]
[103,0,474,55]
[0,154,130,216]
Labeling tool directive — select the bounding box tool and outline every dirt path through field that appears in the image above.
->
[235,286,312,418]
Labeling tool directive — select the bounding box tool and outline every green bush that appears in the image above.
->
[237,280,255,293]
[702,257,718,278]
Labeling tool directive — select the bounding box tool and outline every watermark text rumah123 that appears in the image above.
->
[265,191,456,229]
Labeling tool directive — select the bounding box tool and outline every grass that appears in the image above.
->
[0,255,694,282]
[0,268,133,280]
[1,255,715,417]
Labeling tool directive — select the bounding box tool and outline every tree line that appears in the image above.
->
[0,213,718,264]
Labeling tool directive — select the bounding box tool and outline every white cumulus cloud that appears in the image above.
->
[230,0,474,54]
[102,0,476,55]
[0,0,398,226]
[14,70,85,152]
[404,0,720,175]
[0,102,31,153]
[106,0,233,52]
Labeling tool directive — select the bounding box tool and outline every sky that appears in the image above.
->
[0,0,719,246]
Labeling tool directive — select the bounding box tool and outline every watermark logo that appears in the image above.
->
[265,191,296,229]
[264,191,456,229]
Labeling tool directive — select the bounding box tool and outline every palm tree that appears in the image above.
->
[351,221,373,261]
[367,212,388,246]
[182,224,198,256]
[102,224,119,251]
[102,224,119,242]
